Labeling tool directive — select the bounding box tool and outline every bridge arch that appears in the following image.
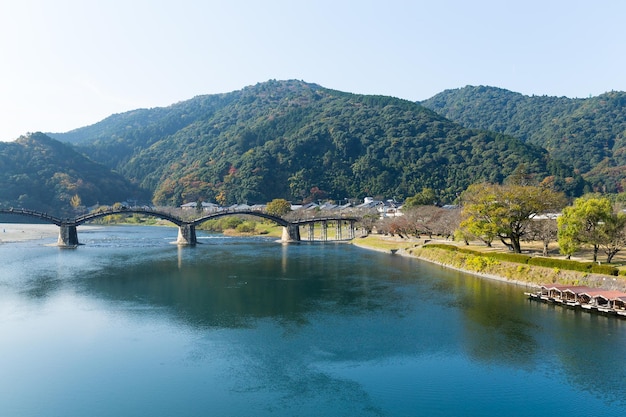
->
[0,208,63,226]
[74,208,185,226]
[73,208,195,246]
[191,210,290,228]
[192,210,300,242]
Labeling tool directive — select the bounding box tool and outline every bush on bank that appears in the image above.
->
[198,217,248,232]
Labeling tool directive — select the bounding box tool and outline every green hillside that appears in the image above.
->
[50,80,583,206]
[421,86,626,192]
[0,133,147,215]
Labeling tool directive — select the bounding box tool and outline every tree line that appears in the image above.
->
[378,182,626,264]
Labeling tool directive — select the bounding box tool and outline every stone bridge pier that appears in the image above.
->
[57,224,79,247]
[177,223,197,245]
[281,224,301,243]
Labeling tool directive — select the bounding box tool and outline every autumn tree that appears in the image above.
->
[433,207,461,240]
[402,205,458,239]
[70,194,83,214]
[460,183,566,253]
[265,198,292,217]
[216,190,227,206]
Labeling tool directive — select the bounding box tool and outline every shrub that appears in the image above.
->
[590,264,619,276]
[490,252,531,264]
[198,216,244,232]
[528,257,591,272]
[465,255,499,272]
[224,217,243,229]
[235,221,257,233]
[423,243,458,252]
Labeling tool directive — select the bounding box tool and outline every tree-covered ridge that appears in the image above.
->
[421,86,626,191]
[51,80,582,206]
[0,132,147,215]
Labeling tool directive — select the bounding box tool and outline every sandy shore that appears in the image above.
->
[0,223,60,243]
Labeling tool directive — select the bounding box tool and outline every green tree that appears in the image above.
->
[461,183,566,253]
[558,196,626,262]
[403,188,437,208]
[598,211,626,263]
[265,198,291,216]
[459,213,498,247]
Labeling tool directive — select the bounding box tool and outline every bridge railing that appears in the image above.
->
[0,208,63,226]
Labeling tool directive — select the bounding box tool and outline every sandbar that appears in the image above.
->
[0,223,60,243]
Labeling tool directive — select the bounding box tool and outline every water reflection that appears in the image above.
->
[77,240,406,331]
[452,275,539,367]
[2,226,626,414]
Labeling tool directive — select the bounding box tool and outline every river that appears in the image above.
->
[1,225,625,416]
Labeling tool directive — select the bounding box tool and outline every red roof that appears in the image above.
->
[579,290,626,299]
[541,284,592,292]
[541,284,626,300]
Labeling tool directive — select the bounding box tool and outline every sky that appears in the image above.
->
[1,0,625,141]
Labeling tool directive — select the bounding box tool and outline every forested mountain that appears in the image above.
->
[421,86,626,192]
[48,80,582,207]
[0,133,146,215]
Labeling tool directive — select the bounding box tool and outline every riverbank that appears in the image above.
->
[0,223,106,244]
[0,223,59,243]
[351,235,626,292]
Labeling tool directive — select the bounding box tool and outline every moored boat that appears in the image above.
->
[526,285,626,319]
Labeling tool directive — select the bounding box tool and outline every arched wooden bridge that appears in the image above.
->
[0,207,357,247]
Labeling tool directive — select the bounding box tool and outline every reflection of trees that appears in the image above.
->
[451,272,626,406]
[544,311,626,406]
[450,275,538,367]
[79,243,396,330]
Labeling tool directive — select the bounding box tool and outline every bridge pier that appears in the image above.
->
[177,223,197,245]
[336,220,342,240]
[281,224,301,243]
[57,224,79,247]
[321,221,328,241]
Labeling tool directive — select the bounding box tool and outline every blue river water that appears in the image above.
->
[1,225,625,416]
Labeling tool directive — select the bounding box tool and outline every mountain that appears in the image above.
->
[48,80,583,206]
[421,86,626,192]
[0,132,147,215]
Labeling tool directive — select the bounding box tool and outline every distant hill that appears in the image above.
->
[48,80,583,206]
[0,133,147,215]
[421,86,626,192]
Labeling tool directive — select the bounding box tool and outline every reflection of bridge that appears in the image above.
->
[0,207,357,247]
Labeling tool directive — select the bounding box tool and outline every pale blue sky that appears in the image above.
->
[1,0,624,141]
